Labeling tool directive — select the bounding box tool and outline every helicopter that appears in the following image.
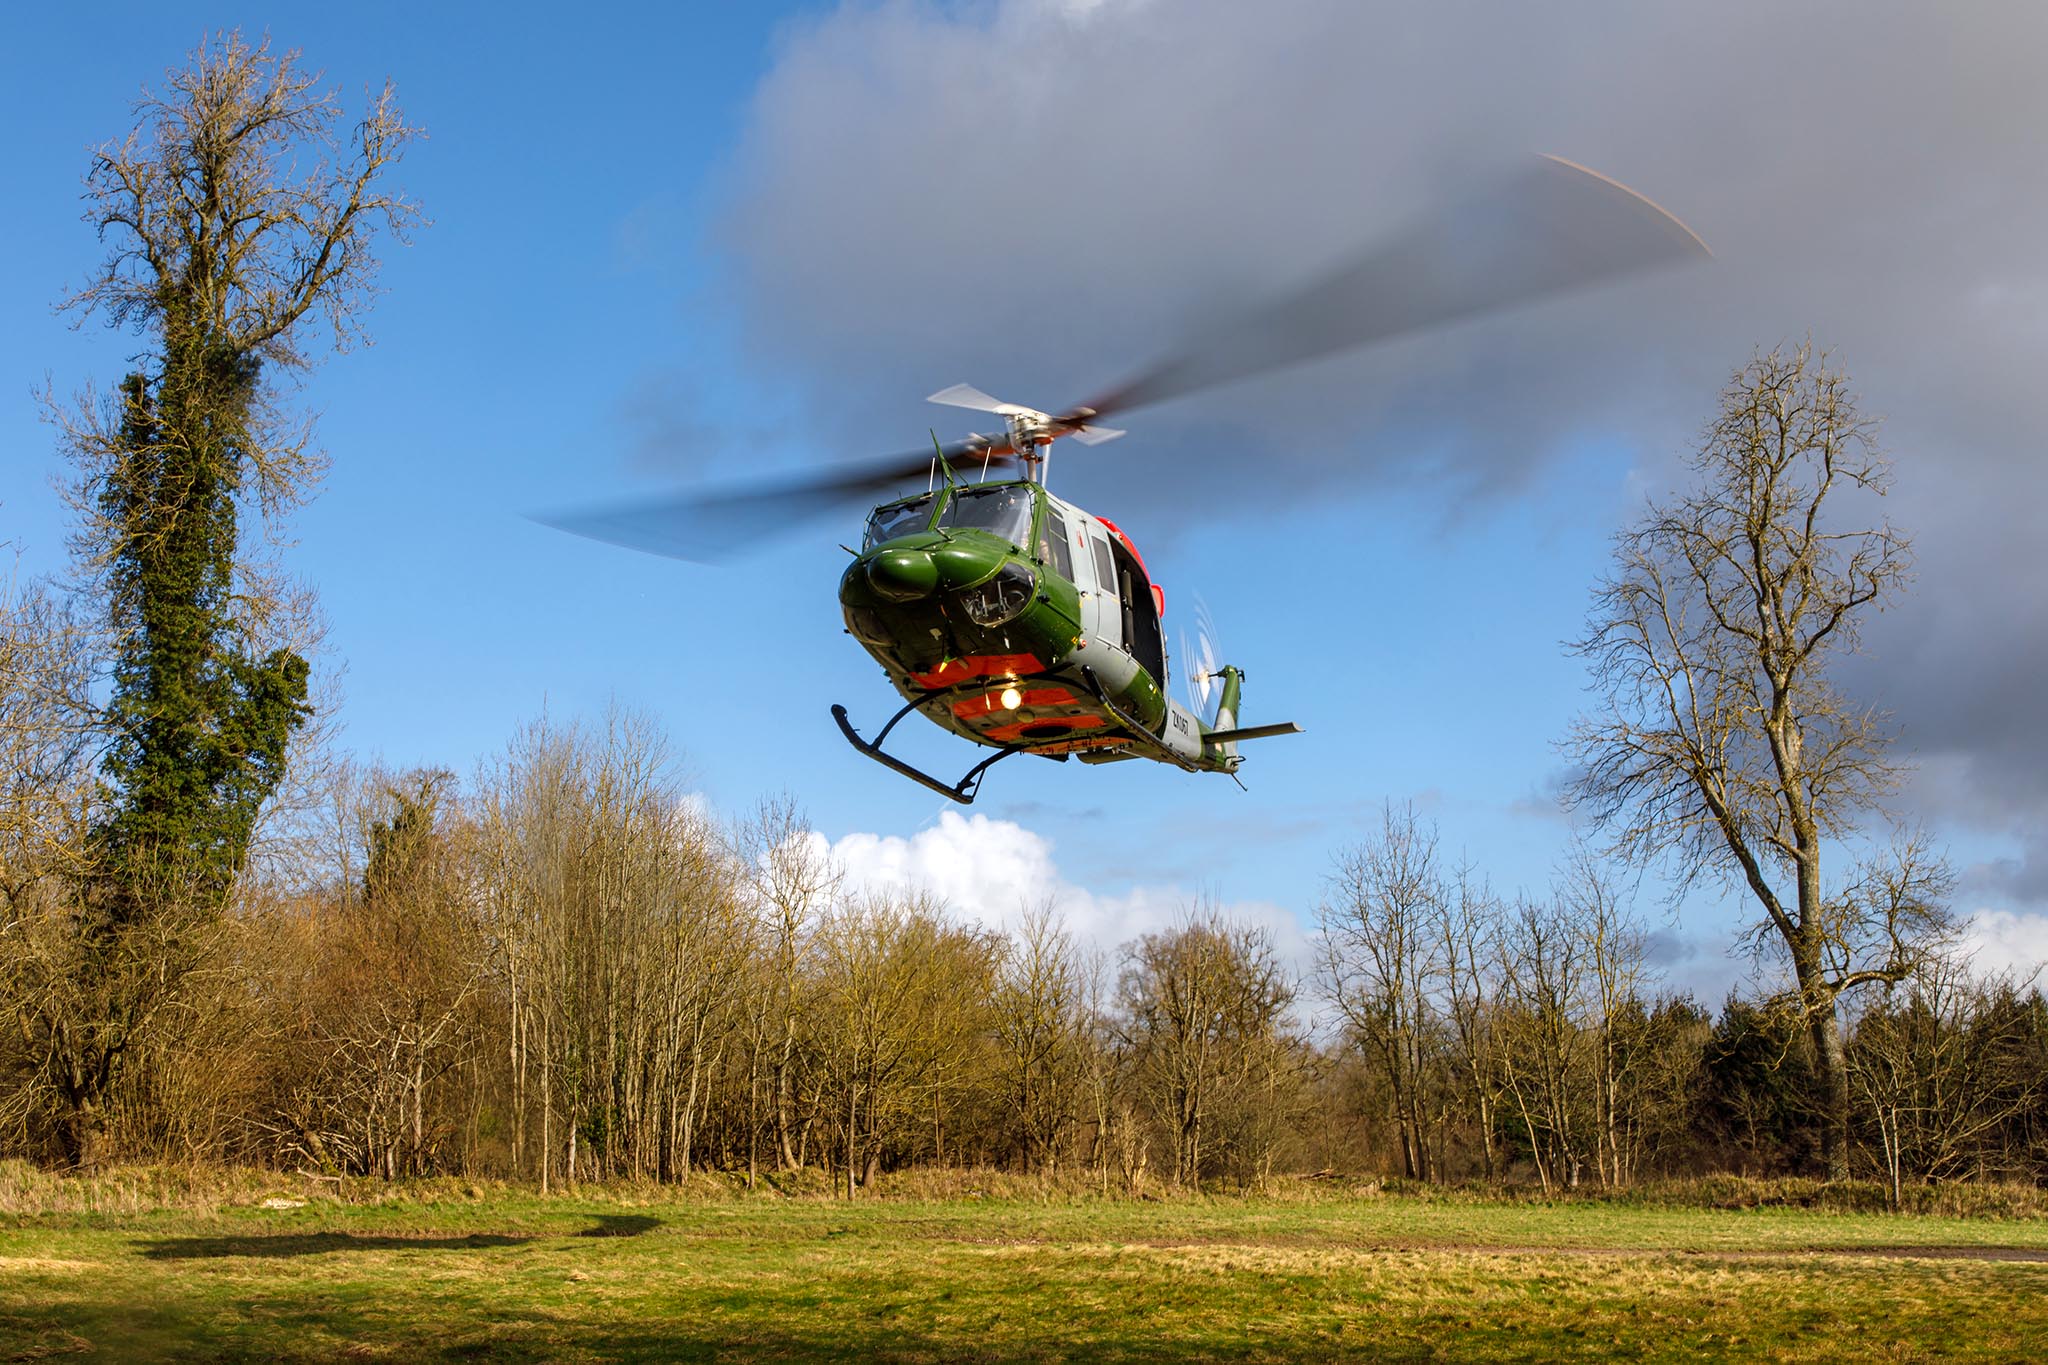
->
[546,156,1710,804]
[830,397,1287,803]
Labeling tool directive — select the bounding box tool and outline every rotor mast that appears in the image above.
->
[1004,412,1055,487]
[926,384,1124,491]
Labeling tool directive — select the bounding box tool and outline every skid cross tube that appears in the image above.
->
[832,699,1023,805]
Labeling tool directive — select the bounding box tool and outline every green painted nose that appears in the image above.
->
[865,547,939,602]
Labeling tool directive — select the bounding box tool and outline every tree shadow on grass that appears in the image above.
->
[137,1214,658,1260]
[136,1231,531,1260]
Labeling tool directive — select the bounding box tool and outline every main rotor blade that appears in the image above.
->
[1073,155,1710,422]
[927,383,1025,415]
[537,439,1009,562]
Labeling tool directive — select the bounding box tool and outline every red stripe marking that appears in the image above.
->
[981,714,1108,744]
[912,653,1044,689]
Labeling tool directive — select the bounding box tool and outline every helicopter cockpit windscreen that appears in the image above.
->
[936,485,1036,549]
[864,495,936,549]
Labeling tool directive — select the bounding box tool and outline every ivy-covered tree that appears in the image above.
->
[92,372,310,907]
[66,32,420,907]
[40,32,419,1165]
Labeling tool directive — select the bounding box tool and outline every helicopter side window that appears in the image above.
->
[1039,509,1074,581]
[936,485,1035,549]
[864,495,936,548]
[1089,535,1117,597]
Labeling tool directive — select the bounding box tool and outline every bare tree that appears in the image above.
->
[812,892,998,1197]
[734,797,839,1178]
[471,708,750,1185]
[1556,843,1651,1186]
[991,900,1089,1173]
[1848,951,2045,1207]
[1120,909,1295,1189]
[1568,344,1948,1178]
[1436,862,1504,1182]
[258,767,488,1177]
[0,566,100,916]
[1494,894,1592,1192]
[1317,804,1447,1181]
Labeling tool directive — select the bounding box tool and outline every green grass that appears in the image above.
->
[4,1178,2047,1361]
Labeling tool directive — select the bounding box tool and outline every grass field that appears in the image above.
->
[4,1173,2046,1362]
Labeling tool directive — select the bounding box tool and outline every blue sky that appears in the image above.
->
[6,2,2045,998]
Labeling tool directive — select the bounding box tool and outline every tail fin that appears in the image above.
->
[1203,666,1302,764]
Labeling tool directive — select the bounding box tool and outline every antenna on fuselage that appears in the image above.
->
[928,430,961,492]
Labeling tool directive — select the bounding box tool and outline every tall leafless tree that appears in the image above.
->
[1568,344,1949,1178]
[1555,843,1651,1186]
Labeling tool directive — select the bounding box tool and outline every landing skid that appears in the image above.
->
[832,699,1022,805]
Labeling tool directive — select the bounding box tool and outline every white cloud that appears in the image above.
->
[1959,908,2048,985]
[816,809,1310,965]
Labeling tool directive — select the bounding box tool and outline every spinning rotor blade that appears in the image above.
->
[927,383,1029,415]
[540,156,1707,564]
[1064,423,1126,446]
[537,437,1013,562]
[1070,155,1710,423]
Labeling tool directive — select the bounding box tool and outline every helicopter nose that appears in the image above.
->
[865,547,940,602]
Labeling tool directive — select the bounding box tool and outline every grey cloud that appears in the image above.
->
[698,0,2048,887]
[1642,928,1697,970]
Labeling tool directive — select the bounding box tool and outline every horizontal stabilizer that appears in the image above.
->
[1204,722,1304,745]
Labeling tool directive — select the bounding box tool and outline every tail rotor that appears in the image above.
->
[1180,594,1226,728]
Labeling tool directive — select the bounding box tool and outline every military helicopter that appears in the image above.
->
[547,156,1709,804]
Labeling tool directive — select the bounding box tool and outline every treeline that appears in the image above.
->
[1315,809,2047,1203]
[4,708,2042,1202]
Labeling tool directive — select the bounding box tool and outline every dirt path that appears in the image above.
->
[1022,1237,2048,1264]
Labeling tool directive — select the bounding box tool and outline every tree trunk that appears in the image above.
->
[62,1102,110,1173]
[1808,1001,1851,1181]
[776,1017,799,1169]
[844,1086,858,1201]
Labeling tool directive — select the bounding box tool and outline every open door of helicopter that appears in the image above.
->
[1122,548,1165,684]
[1101,523,1165,686]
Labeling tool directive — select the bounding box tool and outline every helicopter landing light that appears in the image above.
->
[999,685,1023,711]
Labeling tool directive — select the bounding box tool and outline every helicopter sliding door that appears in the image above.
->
[1081,525,1122,650]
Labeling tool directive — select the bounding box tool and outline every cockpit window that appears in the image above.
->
[936,485,1036,548]
[864,495,936,548]
[1039,508,1074,581]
